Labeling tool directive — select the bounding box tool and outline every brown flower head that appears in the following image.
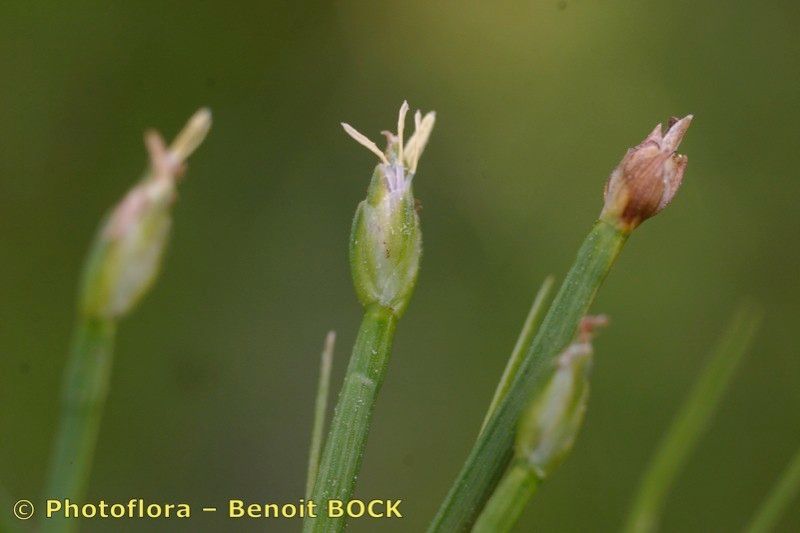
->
[601,115,692,231]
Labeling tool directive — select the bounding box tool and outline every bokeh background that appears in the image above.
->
[2,1,799,531]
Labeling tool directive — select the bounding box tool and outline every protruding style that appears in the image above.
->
[601,115,692,231]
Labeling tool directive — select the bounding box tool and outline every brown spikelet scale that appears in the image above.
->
[601,115,692,231]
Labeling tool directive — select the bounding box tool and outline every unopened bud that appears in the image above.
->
[80,108,212,319]
[344,101,435,316]
[516,315,607,478]
[601,116,692,231]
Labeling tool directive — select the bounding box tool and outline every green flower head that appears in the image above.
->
[343,102,435,316]
[516,315,607,478]
[80,109,211,319]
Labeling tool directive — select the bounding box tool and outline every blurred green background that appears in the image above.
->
[2,1,799,531]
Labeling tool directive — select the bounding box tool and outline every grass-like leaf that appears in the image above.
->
[624,305,762,533]
[744,445,800,533]
[480,276,555,434]
[305,331,336,499]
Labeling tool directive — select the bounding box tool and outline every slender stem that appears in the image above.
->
[624,306,762,533]
[304,305,397,533]
[42,317,117,533]
[429,219,628,532]
[480,276,555,434]
[744,446,800,533]
[472,459,540,533]
[306,331,336,499]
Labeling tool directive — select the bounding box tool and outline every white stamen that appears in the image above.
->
[341,122,389,164]
[397,101,409,164]
[405,111,436,173]
[409,110,422,170]
[169,107,212,164]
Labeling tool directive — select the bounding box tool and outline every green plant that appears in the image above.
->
[473,317,605,533]
[41,110,211,533]
[429,116,693,532]
[32,104,782,533]
[303,103,435,533]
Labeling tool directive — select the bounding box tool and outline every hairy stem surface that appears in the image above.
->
[304,305,397,533]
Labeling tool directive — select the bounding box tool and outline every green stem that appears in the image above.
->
[744,446,800,533]
[624,306,761,533]
[42,317,116,533]
[472,460,540,533]
[429,219,627,532]
[304,305,398,533]
[480,276,555,434]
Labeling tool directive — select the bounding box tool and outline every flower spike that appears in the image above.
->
[346,101,435,315]
[601,115,693,231]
